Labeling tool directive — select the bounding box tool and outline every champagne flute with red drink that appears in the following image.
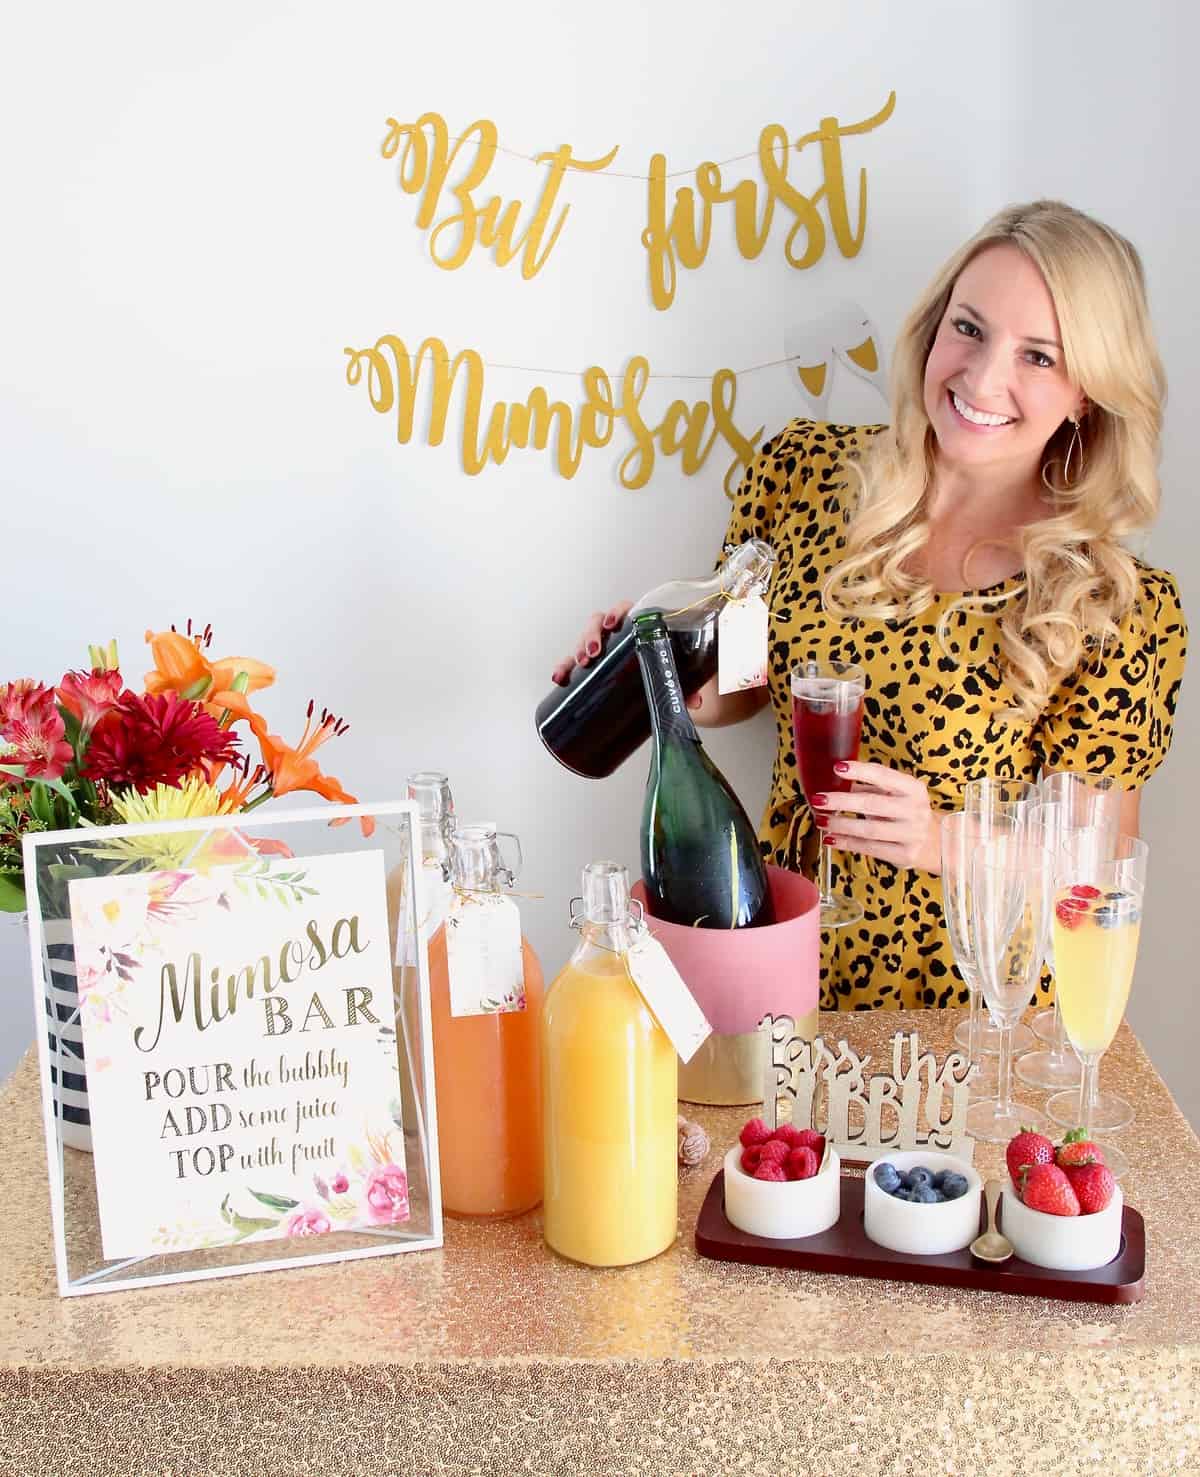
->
[790,659,866,927]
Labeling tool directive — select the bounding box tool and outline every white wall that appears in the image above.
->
[2,2,1196,1125]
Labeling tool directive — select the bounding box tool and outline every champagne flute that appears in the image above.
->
[966,833,1052,1142]
[1014,792,1084,1093]
[791,659,865,927]
[954,778,1038,1060]
[1047,839,1146,1179]
[1046,830,1148,1150]
[1026,772,1120,1073]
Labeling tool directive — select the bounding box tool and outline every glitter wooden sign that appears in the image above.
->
[760,1016,977,1164]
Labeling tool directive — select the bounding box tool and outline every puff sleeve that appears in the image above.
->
[1032,566,1188,786]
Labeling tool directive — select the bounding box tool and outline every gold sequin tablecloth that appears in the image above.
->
[2,1010,1199,1477]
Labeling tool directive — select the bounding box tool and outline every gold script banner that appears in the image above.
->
[381,94,896,309]
[343,336,764,493]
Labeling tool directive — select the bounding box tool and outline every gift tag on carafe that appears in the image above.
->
[718,594,769,694]
[624,930,712,1063]
[445,893,527,1016]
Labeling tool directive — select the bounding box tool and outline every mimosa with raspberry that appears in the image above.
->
[542,861,677,1267]
[1052,885,1141,1056]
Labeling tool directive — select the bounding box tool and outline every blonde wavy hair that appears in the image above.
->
[822,200,1165,722]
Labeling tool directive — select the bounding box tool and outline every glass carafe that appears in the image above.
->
[427,823,543,1218]
[542,861,678,1266]
[535,539,776,778]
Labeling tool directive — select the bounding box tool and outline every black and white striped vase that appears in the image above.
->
[42,918,92,1152]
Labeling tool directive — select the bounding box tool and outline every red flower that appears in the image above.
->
[0,680,58,736]
[83,692,242,792]
[58,669,126,740]
[2,704,74,781]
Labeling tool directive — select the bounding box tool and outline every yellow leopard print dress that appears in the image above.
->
[722,419,1189,1011]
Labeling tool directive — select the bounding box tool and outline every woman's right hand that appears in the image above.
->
[550,601,633,686]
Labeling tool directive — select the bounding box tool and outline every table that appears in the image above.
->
[2,1009,1198,1476]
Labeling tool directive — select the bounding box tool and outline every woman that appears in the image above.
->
[553,201,1188,1011]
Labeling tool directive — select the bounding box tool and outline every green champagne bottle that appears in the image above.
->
[633,610,773,928]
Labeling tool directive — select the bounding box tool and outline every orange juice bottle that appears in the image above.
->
[428,824,542,1218]
[543,861,678,1266]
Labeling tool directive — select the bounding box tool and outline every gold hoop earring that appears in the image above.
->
[1063,416,1083,486]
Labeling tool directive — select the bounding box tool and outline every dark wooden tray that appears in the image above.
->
[695,1170,1146,1305]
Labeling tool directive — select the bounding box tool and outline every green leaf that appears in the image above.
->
[0,872,26,912]
[29,783,54,826]
[250,1190,300,1213]
[230,1212,280,1240]
[47,863,97,885]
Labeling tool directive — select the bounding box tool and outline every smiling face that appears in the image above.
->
[923,243,1084,479]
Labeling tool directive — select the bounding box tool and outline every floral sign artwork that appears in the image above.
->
[69,848,407,1260]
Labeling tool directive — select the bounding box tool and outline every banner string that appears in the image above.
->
[382,350,821,383]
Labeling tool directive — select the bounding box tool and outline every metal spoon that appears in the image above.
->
[969,1178,1014,1264]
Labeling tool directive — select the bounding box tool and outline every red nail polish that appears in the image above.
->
[814,815,829,829]
[811,793,827,807]
[833,761,849,775]
[587,641,600,657]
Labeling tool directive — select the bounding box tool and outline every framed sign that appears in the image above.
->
[23,801,442,1295]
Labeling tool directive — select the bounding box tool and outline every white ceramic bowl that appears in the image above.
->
[863,1150,982,1256]
[1000,1176,1123,1271]
[723,1145,841,1240]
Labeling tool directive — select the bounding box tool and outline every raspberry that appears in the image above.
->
[752,1161,788,1182]
[740,1147,763,1174]
[1055,900,1086,929]
[786,1146,820,1180]
[1070,884,1102,900]
[772,1124,805,1148]
[759,1138,790,1164]
[739,1118,772,1148]
[794,1129,825,1154]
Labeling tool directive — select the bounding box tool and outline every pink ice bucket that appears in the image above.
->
[633,865,820,1105]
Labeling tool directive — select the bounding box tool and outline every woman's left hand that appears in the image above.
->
[811,761,941,874]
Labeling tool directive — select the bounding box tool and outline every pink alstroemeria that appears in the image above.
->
[58,669,126,742]
[0,680,57,736]
[3,708,73,781]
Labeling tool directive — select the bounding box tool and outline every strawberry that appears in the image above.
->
[786,1146,820,1180]
[1006,1129,1055,1184]
[1055,1127,1105,1169]
[772,1124,805,1148]
[739,1118,772,1148]
[753,1161,788,1182]
[1020,1163,1081,1216]
[794,1129,826,1155]
[1070,884,1102,900]
[1064,1161,1116,1214]
[740,1147,763,1175]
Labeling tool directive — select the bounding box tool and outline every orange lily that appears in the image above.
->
[217,692,373,836]
[144,626,275,718]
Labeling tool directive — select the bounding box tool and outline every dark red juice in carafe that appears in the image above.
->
[792,696,864,800]
[535,614,718,779]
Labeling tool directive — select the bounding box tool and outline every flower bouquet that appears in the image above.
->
[2,623,363,1150]
[1,622,361,914]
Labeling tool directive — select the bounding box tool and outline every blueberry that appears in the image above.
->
[911,1184,939,1203]
[893,1188,914,1202]
[874,1163,902,1193]
[932,1189,946,1203]
[1104,890,1132,902]
[909,1167,934,1187]
[931,1170,948,1190]
[940,1173,968,1200]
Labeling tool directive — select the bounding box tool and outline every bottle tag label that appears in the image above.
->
[397,857,452,967]
[718,594,769,694]
[623,931,712,1063]
[445,893,527,1017]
